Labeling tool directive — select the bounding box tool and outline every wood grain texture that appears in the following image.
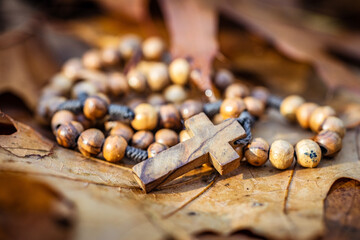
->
[132,112,246,192]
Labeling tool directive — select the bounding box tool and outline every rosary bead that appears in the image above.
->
[147,94,166,106]
[37,96,66,123]
[49,74,73,94]
[244,97,265,117]
[159,104,182,129]
[169,58,190,85]
[296,102,319,129]
[251,86,270,104]
[51,110,76,132]
[214,69,234,90]
[108,72,129,96]
[127,70,147,92]
[82,50,102,70]
[147,63,170,91]
[224,83,250,99]
[142,36,165,60]
[132,130,154,149]
[108,122,134,142]
[56,121,84,148]
[128,98,146,110]
[77,128,105,157]
[280,95,305,122]
[314,130,342,157]
[180,99,203,120]
[131,103,158,130]
[71,81,98,99]
[155,129,179,147]
[309,106,336,133]
[83,94,110,120]
[76,114,93,130]
[62,58,83,80]
[244,138,269,166]
[119,34,141,59]
[147,142,168,158]
[295,139,322,168]
[101,47,120,66]
[164,84,188,103]
[212,113,224,125]
[269,140,294,170]
[103,135,128,162]
[220,98,246,119]
[179,130,191,142]
[321,116,345,138]
[79,70,108,93]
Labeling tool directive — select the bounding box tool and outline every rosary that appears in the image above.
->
[37,35,345,193]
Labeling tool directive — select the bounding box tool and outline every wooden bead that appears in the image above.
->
[244,138,269,166]
[108,72,129,96]
[235,145,244,160]
[309,106,336,133]
[159,104,182,129]
[155,129,179,147]
[147,63,170,91]
[169,58,190,85]
[127,70,147,92]
[36,96,66,123]
[77,128,105,157]
[142,36,165,60]
[131,103,158,131]
[101,47,120,66]
[108,122,134,142]
[244,97,265,117]
[314,130,342,157]
[280,95,305,122]
[147,142,168,158]
[251,86,270,104]
[321,116,345,138]
[56,121,84,148]
[147,94,166,106]
[295,139,321,168]
[49,74,73,94]
[119,34,141,59]
[269,140,294,170]
[220,98,246,119]
[62,58,83,80]
[71,81,98,99]
[180,100,203,120]
[78,70,108,93]
[103,135,128,162]
[164,84,187,103]
[296,102,319,129]
[51,110,76,132]
[128,98,146,111]
[179,130,191,142]
[212,113,224,125]
[214,69,234,90]
[132,131,154,150]
[76,114,93,130]
[82,50,102,70]
[224,83,250,99]
[83,94,110,120]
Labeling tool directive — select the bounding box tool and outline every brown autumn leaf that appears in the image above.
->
[0,108,359,239]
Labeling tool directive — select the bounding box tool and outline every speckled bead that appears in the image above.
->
[179,130,191,142]
[214,69,234,90]
[83,94,110,120]
[295,139,322,168]
[77,128,105,157]
[131,130,154,150]
[179,100,203,120]
[108,72,129,96]
[155,129,179,147]
[147,63,169,91]
[56,121,84,148]
[169,58,190,85]
[220,98,246,119]
[147,142,168,158]
[127,70,147,92]
[51,110,76,133]
[131,103,158,131]
[224,83,250,99]
[82,50,102,70]
[244,138,269,166]
[314,130,342,157]
[269,140,294,170]
[244,97,265,117]
[251,86,270,104]
[119,34,141,59]
[142,36,165,60]
[159,104,182,130]
[280,95,305,122]
[103,135,128,162]
[321,116,345,138]
[164,84,187,103]
[108,122,134,142]
[296,102,319,129]
[309,106,336,133]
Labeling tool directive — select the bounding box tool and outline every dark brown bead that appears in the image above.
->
[82,50,102,70]
[159,104,182,130]
[108,122,134,142]
[56,121,84,148]
[147,142,168,158]
[180,100,203,120]
[314,130,342,157]
[214,69,234,90]
[103,135,128,162]
[224,83,250,99]
[108,72,129,96]
[155,129,179,147]
[132,131,154,150]
[83,94,110,120]
[244,138,269,166]
[251,86,270,104]
[51,110,76,133]
[77,128,105,157]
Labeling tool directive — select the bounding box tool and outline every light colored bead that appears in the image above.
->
[220,98,246,119]
[49,74,73,94]
[36,96,66,123]
[78,70,108,93]
[245,138,269,166]
[280,95,305,122]
[62,58,83,80]
[56,121,84,148]
[159,104,182,130]
[251,86,270,104]
[321,116,345,138]
[269,140,294,170]
[169,58,190,85]
[147,142,168,158]
[131,103,158,131]
[142,37,165,60]
[119,34,141,59]
[164,84,187,103]
[179,130,191,142]
[77,128,105,157]
[103,135,128,162]
[296,102,319,129]
[108,122,134,142]
[108,72,129,96]
[82,50,102,70]
[83,94,110,120]
[179,100,203,120]
[314,130,342,157]
[127,70,147,92]
[244,97,265,117]
[309,106,336,133]
[101,47,120,66]
[132,131,154,150]
[51,110,76,133]
[224,83,250,99]
[155,129,179,147]
[295,139,321,168]
[147,63,169,91]
[214,69,234,90]
[71,81,98,99]
[147,94,166,106]
[212,113,224,125]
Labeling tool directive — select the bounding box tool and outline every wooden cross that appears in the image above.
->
[132,112,246,192]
